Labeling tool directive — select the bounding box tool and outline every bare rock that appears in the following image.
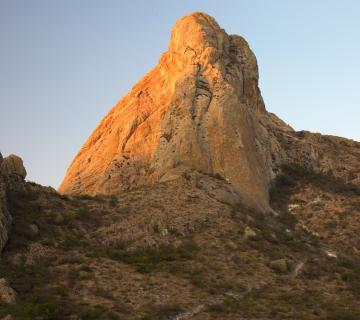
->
[58,12,360,214]
[243,226,257,240]
[23,224,39,239]
[1,154,26,179]
[0,175,11,253]
[270,259,289,273]
[0,153,27,253]
[0,278,17,305]
[292,261,305,278]
[59,12,273,212]
[54,213,65,224]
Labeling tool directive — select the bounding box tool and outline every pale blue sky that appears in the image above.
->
[0,0,359,188]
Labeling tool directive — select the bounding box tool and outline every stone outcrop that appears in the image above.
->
[0,154,27,253]
[0,154,10,253]
[59,12,360,212]
[58,12,272,211]
[1,155,26,180]
[0,278,17,305]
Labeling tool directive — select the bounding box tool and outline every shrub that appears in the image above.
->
[327,310,360,320]
[13,296,60,319]
[106,240,199,273]
[78,304,119,320]
[141,304,184,320]
[270,165,360,208]
[60,236,83,250]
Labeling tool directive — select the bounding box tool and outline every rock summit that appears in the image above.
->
[59,12,360,213]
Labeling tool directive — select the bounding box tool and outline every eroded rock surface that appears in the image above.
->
[0,278,17,305]
[59,13,272,211]
[0,154,26,252]
[59,12,360,213]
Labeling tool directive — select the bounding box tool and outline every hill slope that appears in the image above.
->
[0,166,359,319]
[0,12,359,320]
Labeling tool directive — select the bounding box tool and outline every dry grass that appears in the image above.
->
[0,173,359,319]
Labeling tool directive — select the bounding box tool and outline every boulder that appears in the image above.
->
[243,226,257,240]
[1,154,26,179]
[0,278,17,305]
[0,154,27,253]
[270,259,289,273]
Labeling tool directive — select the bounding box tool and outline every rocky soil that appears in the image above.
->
[0,165,359,319]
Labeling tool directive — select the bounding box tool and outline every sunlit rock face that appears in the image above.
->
[58,12,360,212]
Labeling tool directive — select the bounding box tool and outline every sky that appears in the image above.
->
[0,0,359,188]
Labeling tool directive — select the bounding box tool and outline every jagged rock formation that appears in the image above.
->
[59,13,273,212]
[0,154,26,253]
[1,12,359,319]
[1,155,27,181]
[59,12,360,213]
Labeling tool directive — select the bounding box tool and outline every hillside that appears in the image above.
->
[0,12,359,320]
[0,164,359,319]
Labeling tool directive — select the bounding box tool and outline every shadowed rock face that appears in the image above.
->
[58,12,360,212]
[0,154,26,252]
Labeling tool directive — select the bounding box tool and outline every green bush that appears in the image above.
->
[327,310,360,320]
[106,240,199,273]
[60,236,84,250]
[270,165,360,210]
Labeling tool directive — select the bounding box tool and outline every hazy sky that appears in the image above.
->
[1,0,359,188]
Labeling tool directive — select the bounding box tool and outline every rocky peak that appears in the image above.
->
[1,154,27,180]
[58,12,359,213]
[59,12,271,211]
[1,13,360,320]
[165,12,265,112]
[168,13,228,73]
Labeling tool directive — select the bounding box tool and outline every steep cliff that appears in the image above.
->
[59,13,360,214]
[58,13,276,212]
[0,154,26,253]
